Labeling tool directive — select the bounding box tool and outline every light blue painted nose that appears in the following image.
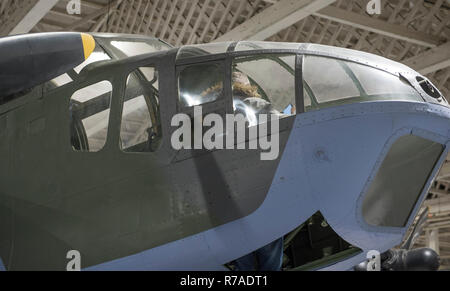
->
[273,101,450,255]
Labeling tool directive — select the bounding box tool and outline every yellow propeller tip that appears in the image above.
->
[81,33,95,60]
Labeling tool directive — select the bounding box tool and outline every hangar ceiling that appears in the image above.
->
[0,0,450,269]
[1,0,448,97]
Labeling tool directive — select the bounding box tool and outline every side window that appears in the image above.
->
[178,62,224,107]
[303,56,422,112]
[362,135,443,227]
[303,56,360,109]
[110,40,171,57]
[120,67,161,152]
[232,55,296,126]
[70,81,112,152]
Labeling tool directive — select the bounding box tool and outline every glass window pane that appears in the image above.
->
[71,81,112,103]
[303,56,423,112]
[232,55,296,126]
[120,67,160,152]
[134,67,158,90]
[110,40,169,57]
[235,41,301,52]
[347,62,422,100]
[70,81,112,152]
[362,135,443,228]
[177,42,233,59]
[178,63,223,107]
[304,44,414,74]
[303,56,359,104]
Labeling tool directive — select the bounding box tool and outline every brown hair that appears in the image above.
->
[233,82,260,98]
[201,81,261,98]
[201,82,223,97]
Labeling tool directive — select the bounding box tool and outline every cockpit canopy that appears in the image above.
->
[175,41,447,128]
[60,37,447,153]
[175,41,447,112]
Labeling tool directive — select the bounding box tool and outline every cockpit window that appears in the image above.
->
[235,41,301,52]
[362,135,443,228]
[177,42,233,59]
[110,40,170,58]
[120,67,161,152]
[46,37,169,92]
[304,56,360,103]
[69,81,112,152]
[303,56,422,112]
[347,62,418,97]
[176,41,301,60]
[304,43,414,74]
[232,54,296,126]
[178,62,224,107]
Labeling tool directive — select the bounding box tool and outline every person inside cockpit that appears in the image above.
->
[199,69,294,127]
[233,71,277,113]
[231,71,294,126]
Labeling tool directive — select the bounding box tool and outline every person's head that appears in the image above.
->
[232,71,260,99]
[232,71,250,85]
[200,71,261,100]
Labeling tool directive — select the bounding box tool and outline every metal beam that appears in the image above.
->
[438,162,450,180]
[90,0,124,32]
[427,229,440,255]
[0,0,35,36]
[313,6,441,48]
[9,0,59,35]
[214,0,336,42]
[403,42,450,75]
[424,196,450,214]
